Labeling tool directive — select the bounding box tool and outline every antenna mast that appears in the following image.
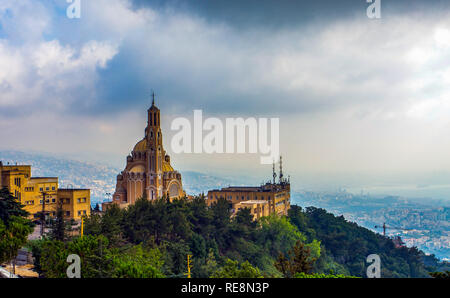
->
[272,160,277,184]
[279,156,283,183]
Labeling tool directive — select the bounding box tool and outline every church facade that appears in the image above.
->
[106,97,185,209]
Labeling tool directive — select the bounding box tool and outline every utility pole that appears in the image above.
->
[272,160,277,185]
[40,192,47,238]
[186,254,192,278]
[279,155,283,183]
[80,216,84,238]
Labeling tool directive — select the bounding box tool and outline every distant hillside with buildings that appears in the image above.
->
[0,150,245,205]
[293,191,450,261]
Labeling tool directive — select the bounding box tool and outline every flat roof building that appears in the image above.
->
[206,157,291,219]
[0,161,90,221]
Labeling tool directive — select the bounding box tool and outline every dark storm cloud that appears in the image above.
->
[131,0,450,29]
[70,0,450,118]
[131,0,365,28]
[5,0,446,119]
[3,0,450,119]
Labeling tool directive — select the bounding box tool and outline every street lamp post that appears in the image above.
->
[40,191,48,238]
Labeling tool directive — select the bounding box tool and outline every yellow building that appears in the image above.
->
[207,158,291,219]
[104,95,185,210]
[233,200,270,220]
[58,188,91,220]
[0,162,90,221]
[207,183,290,218]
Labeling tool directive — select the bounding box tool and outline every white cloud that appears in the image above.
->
[0,1,118,109]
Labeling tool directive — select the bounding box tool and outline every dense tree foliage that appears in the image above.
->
[47,204,71,241]
[429,271,450,279]
[288,206,434,278]
[210,259,263,278]
[31,196,439,278]
[34,197,314,277]
[275,240,317,277]
[30,235,164,278]
[0,187,33,264]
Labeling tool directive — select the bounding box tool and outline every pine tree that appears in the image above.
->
[275,240,316,277]
[49,203,67,241]
[0,187,33,263]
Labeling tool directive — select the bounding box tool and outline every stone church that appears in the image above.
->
[107,96,185,209]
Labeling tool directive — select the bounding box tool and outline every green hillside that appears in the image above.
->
[26,195,444,278]
[288,206,439,277]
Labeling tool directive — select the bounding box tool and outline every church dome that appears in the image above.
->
[133,138,147,152]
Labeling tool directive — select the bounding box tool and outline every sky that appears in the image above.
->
[1,0,450,199]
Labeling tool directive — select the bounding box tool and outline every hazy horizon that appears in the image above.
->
[2,148,450,205]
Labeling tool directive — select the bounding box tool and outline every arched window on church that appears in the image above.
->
[169,183,179,198]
